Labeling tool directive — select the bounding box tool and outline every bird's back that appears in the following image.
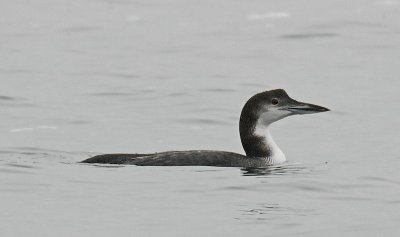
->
[81,150,269,167]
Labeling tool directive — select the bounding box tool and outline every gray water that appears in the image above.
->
[1,0,400,236]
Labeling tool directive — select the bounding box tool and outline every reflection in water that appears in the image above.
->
[237,203,315,222]
[241,163,314,176]
[242,203,313,216]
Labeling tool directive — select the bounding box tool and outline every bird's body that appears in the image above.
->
[84,151,273,167]
[81,89,329,167]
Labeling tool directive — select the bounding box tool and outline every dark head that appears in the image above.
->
[239,89,329,158]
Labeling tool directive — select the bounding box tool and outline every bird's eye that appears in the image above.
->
[271,98,279,105]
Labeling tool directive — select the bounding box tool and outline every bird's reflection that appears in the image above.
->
[236,203,315,222]
[240,162,319,176]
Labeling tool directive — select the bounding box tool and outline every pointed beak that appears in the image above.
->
[280,101,330,115]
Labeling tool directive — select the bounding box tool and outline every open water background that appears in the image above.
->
[1,0,400,236]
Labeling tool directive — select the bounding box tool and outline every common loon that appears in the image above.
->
[81,89,329,167]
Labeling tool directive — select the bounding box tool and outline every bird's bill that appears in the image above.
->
[280,101,330,115]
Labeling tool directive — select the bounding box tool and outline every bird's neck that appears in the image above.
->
[255,124,286,164]
[240,116,286,164]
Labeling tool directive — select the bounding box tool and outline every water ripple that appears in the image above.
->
[237,203,315,221]
[0,167,31,174]
[0,95,16,101]
[174,118,228,126]
[5,163,38,169]
[361,176,400,186]
[67,71,141,79]
[241,162,324,177]
[87,92,133,97]
[0,68,33,74]
[0,95,35,108]
[198,88,236,93]
[280,32,338,40]
[62,26,102,33]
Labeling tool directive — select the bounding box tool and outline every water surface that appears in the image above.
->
[1,0,400,236]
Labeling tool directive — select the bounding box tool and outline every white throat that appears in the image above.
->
[254,122,286,165]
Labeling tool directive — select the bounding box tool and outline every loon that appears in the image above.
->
[81,89,329,167]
